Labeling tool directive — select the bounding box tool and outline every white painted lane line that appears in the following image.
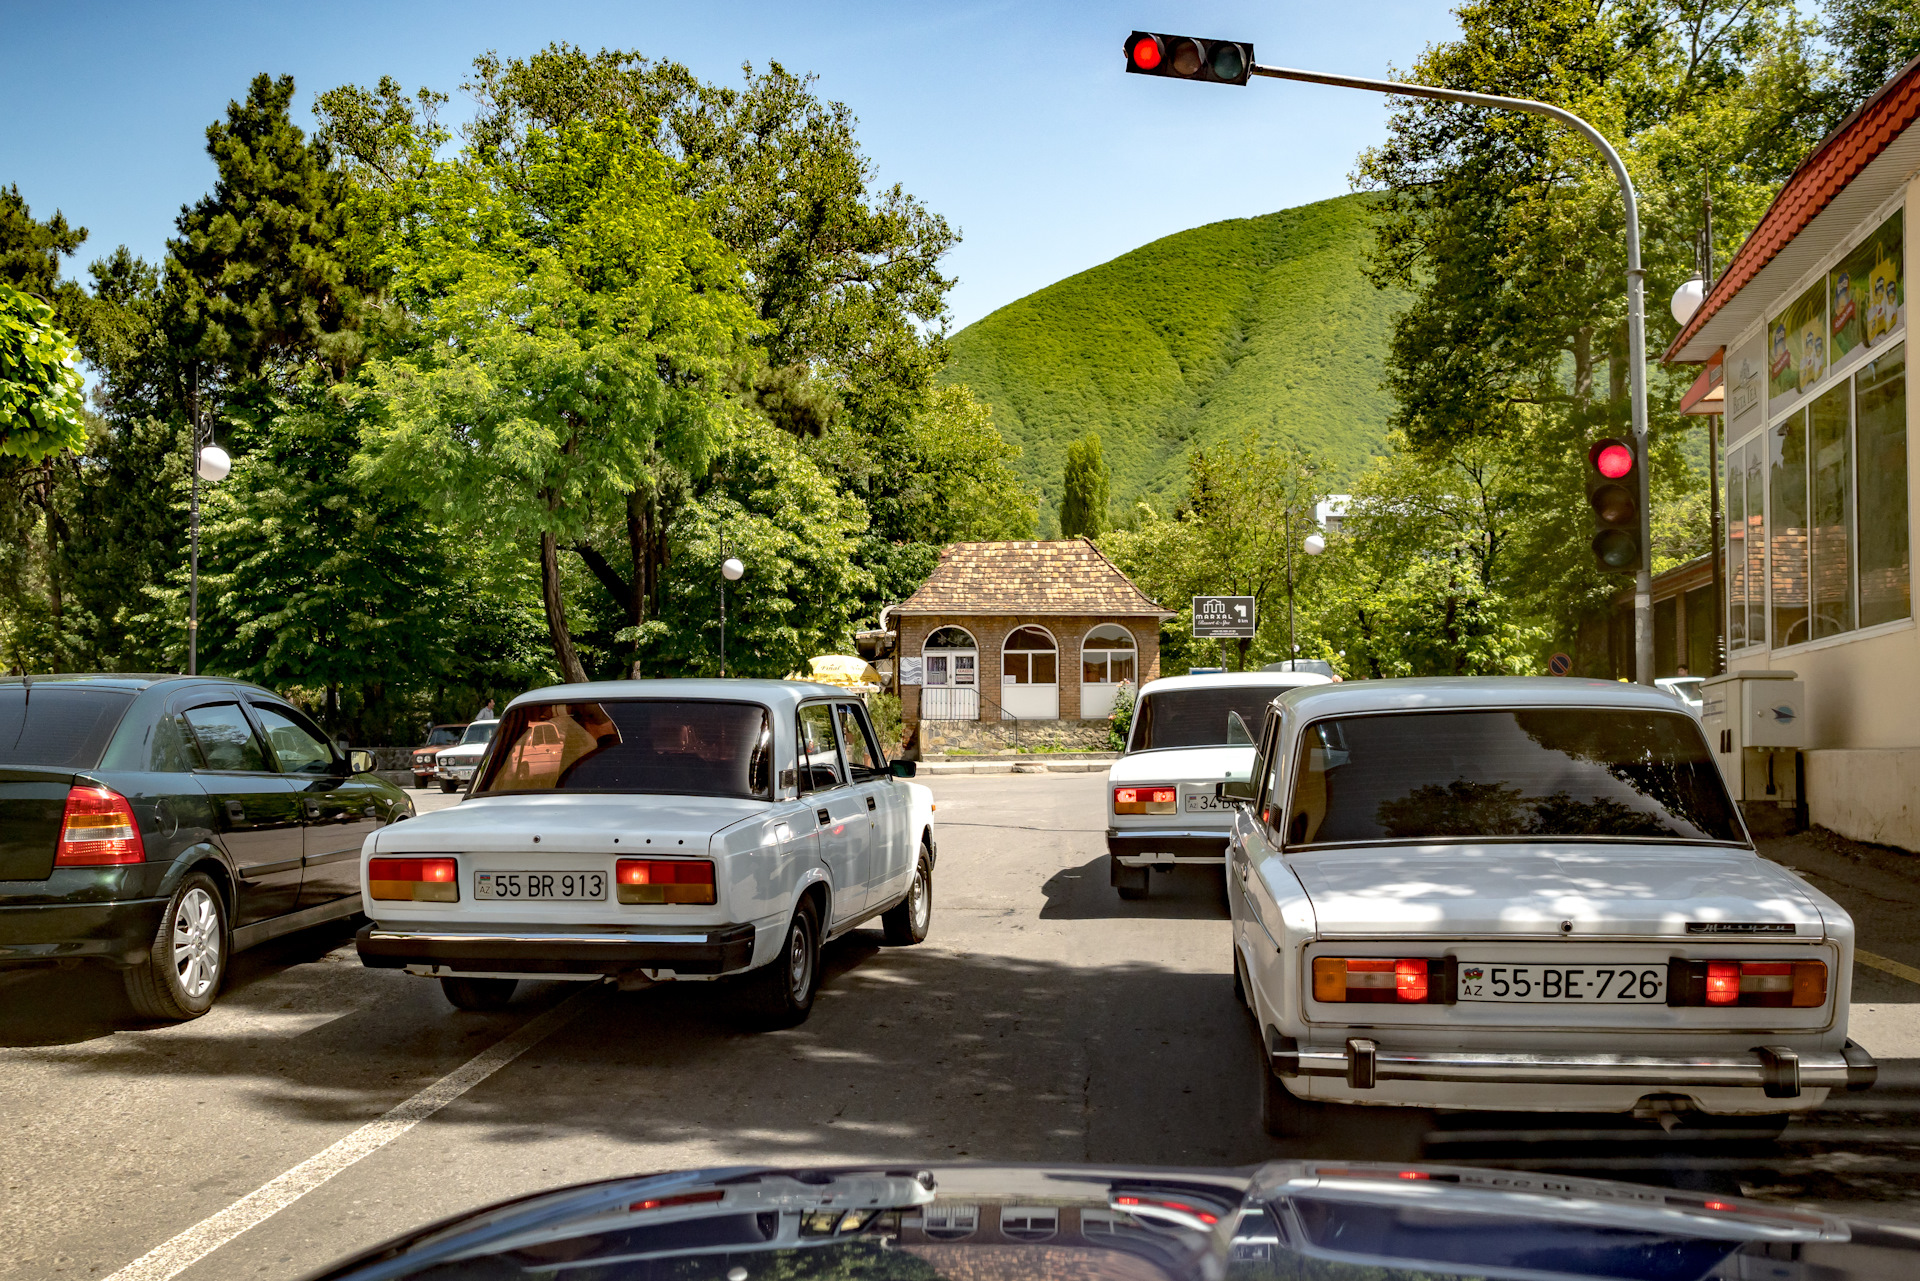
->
[1859,949,1920,986]
[100,989,597,1281]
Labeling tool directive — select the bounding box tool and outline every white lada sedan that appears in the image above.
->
[1225,677,1875,1136]
[1108,671,1330,899]
[356,680,935,1025]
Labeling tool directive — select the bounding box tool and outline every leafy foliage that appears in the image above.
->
[1059,433,1110,538]
[0,282,86,461]
[944,194,1403,511]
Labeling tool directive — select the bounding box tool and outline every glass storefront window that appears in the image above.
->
[1745,445,1767,648]
[1770,411,1810,646]
[1810,383,1855,638]
[1727,440,1747,649]
[1857,343,1910,627]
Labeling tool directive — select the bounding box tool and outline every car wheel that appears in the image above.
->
[124,871,227,1021]
[881,846,933,945]
[741,899,820,1028]
[1233,948,1248,1008]
[1111,859,1149,900]
[440,976,517,1011]
[438,779,458,793]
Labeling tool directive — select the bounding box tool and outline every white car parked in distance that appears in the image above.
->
[1657,675,1705,718]
[357,680,935,1025]
[1107,670,1331,900]
[1225,676,1874,1137]
[433,718,498,792]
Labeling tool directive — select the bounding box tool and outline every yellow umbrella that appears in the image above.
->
[798,655,881,688]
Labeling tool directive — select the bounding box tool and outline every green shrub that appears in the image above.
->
[1106,680,1136,752]
[868,690,904,755]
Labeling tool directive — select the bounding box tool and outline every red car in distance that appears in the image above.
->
[410,723,468,789]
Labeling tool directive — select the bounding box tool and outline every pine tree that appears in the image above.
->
[1059,433,1110,538]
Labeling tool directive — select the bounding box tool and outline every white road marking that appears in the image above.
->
[100,988,596,1281]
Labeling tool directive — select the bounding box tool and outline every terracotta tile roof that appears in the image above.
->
[1666,53,1920,362]
[896,539,1171,617]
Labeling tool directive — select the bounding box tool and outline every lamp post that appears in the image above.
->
[186,367,231,677]
[719,554,744,677]
[1236,59,1655,685]
[1285,515,1327,669]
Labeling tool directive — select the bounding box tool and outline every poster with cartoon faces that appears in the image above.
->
[1832,211,1903,359]
[1868,253,1900,343]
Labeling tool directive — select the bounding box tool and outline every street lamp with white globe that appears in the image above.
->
[187,376,232,676]
[719,555,744,677]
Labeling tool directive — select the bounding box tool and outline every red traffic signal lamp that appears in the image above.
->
[1125,32,1254,85]
[1586,437,1641,573]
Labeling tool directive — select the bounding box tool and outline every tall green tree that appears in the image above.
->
[1059,433,1110,538]
[355,120,760,682]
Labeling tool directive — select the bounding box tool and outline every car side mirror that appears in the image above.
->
[348,748,376,775]
[1216,778,1256,803]
[889,759,917,779]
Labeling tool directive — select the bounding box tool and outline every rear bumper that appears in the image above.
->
[356,922,757,976]
[1268,1028,1877,1099]
[0,897,167,968]
[1108,830,1229,863]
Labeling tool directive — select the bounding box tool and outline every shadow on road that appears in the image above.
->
[1039,855,1229,921]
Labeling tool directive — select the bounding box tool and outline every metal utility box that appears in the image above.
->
[1700,669,1804,829]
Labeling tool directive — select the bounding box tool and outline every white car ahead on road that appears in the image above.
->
[1107,671,1331,899]
[432,718,498,792]
[1226,676,1875,1136]
[357,680,935,1024]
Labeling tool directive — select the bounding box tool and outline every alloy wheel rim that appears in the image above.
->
[171,887,220,999]
[787,916,812,999]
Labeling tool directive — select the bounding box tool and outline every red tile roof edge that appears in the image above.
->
[1664,51,1920,363]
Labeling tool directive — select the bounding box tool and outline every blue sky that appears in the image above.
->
[0,0,1463,331]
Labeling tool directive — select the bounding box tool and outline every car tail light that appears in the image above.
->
[368,857,459,902]
[1313,957,1443,1003]
[1114,786,1176,815]
[616,859,716,905]
[55,785,145,866]
[1670,959,1826,1007]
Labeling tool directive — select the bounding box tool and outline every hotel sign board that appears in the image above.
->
[1193,595,1256,639]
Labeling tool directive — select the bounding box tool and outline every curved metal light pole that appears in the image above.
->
[1247,61,1654,685]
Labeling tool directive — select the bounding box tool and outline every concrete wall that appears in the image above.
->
[897,613,1161,724]
[919,718,1115,755]
[1806,748,1920,848]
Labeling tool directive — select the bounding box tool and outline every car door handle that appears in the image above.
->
[817,807,831,826]
[866,796,876,812]
[224,799,246,823]
[302,799,321,818]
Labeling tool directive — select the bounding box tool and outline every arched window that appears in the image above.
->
[1002,626,1058,685]
[921,626,977,689]
[1082,624,1136,685]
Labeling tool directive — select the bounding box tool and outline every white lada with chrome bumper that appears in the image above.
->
[356,679,935,1024]
[1108,672,1329,899]
[1226,676,1874,1135]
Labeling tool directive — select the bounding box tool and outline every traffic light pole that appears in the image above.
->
[1248,62,1654,684]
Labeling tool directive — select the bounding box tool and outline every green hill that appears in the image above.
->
[942,192,1402,518]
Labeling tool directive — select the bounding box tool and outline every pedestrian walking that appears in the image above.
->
[476,698,495,720]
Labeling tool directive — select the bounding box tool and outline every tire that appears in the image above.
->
[1117,882,1149,901]
[740,899,821,1028]
[1232,948,1247,1008]
[440,976,517,1010]
[881,847,933,945]
[124,871,227,1021]
[1111,859,1149,901]
[438,779,458,793]
[413,775,430,789]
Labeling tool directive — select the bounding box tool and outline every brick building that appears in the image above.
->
[894,540,1171,735]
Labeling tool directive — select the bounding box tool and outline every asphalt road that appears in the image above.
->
[5,773,1920,1281]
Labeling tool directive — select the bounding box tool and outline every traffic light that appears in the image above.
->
[1586,437,1641,573]
[1124,32,1254,85]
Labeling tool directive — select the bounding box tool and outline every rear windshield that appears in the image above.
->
[1131,685,1286,751]
[1285,707,1741,845]
[474,700,773,799]
[0,686,136,769]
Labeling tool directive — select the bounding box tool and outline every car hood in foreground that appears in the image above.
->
[304,1159,1887,1281]
[1283,844,1827,938]
[1109,745,1255,785]
[370,794,770,855]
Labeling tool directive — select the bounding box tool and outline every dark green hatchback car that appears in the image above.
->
[0,674,413,1019]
